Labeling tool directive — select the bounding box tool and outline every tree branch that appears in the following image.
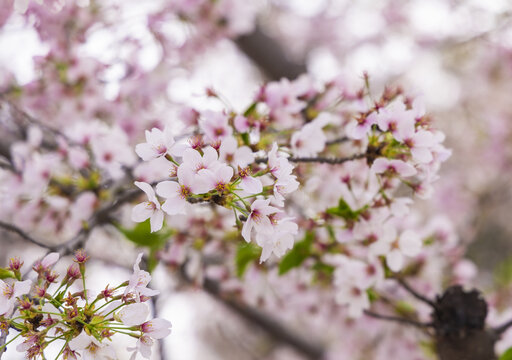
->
[235,25,306,81]
[396,278,437,308]
[493,318,512,335]
[364,310,433,330]
[0,329,7,359]
[0,221,58,251]
[256,153,366,165]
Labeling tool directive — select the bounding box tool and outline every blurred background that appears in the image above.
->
[1,0,512,359]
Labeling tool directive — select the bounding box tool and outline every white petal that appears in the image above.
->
[411,147,433,164]
[135,143,157,161]
[399,230,422,257]
[135,181,156,200]
[386,250,404,272]
[68,331,91,351]
[13,280,32,298]
[150,210,164,233]
[118,303,150,326]
[161,197,187,215]
[131,203,153,222]
[14,0,29,13]
[155,181,180,199]
[241,177,263,194]
[41,252,60,268]
[241,220,253,243]
[145,318,172,339]
[259,241,274,263]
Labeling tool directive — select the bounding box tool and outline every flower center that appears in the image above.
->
[179,185,191,199]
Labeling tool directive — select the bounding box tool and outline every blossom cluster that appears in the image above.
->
[129,75,452,319]
[0,251,170,360]
[132,122,300,262]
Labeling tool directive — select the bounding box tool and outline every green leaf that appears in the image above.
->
[0,268,14,280]
[495,256,512,286]
[499,347,512,360]
[243,102,257,117]
[116,220,173,272]
[117,220,172,248]
[366,288,380,303]
[240,132,250,146]
[278,231,314,275]
[235,243,261,278]
[326,198,359,220]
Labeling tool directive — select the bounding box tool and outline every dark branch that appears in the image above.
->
[178,264,325,360]
[364,310,433,329]
[235,25,306,81]
[0,329,7,359]
[326,136,349,146]
[397,278,437,308]
[493,318,512,335]
[0,221,58,251]
[256,153,366,165]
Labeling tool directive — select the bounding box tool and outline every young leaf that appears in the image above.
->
[499,347,512,360]
[278,231,314,275]
[235,243,261,278]
[326,198,359,220]
[0,268,15,280]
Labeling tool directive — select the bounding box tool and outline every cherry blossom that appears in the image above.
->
[68,331,116,360]
[256,215,298,263]
[135,127,177,161]
[241,199,280,243]
[124,253,160,302]
[0,279,32,316]
[156,164,208,215]
[218,136,254,168]
[131,182,164,233]
[371,158,417,178]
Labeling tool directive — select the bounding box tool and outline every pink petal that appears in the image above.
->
[132,203,154,222]
[161,197,187,215]
[241,176,263,194]
[156,181,180,199]
[150,210,164,233]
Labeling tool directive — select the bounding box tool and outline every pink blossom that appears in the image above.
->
[375,101,415,141]
[241,199,280,243]
[346,112,377,140]
[128,318,172,360]
[256,215,298,262]
[124,253,160,302]
[200,111,233,143]
[156,164,209,215]
[267,143,294,179]
[68,331,116,360]
[198,163,234,193]
[181,147,221,176]
[372,229,422,272]
[135,127,177,161]
[131,182,164,233]
[291,115,330,157]
[371,158,417,177]
[0,279,32,316]
[219,136,254,168]
[117,302,150,326]
[272,174,299,206]
[238,168,263,194]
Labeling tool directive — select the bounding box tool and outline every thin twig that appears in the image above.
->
[0,221,58,251]
[256,153,366,165]
[364,310,433,329]
[396,278,437,308]
[0,329,7,359]
[326,136,349,145]
[493,318,512,335]
[178,264,325,360]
